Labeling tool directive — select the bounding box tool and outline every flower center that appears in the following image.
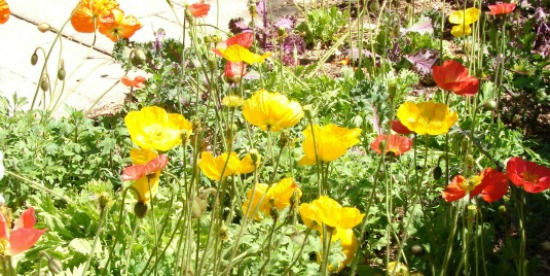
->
[460,175,482,192]
[520,171,538,183]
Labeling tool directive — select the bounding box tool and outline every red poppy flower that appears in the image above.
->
[188,3,210,18]
[506,157,550,193]
[391,119,413,135]
[226,32,254,49]
[370,134,412,156]
[0,207,47,256]
[488,3,516,15]
[432,60,479,96]
[122,154,169,181]
[442,168,509,203]
[224,61,247,83]
[121,75,146,88]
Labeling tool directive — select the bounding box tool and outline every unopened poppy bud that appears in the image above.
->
[461,137,470,153]
[498,205,507,216]
[134,202,148,218]
[411,244,424,256]
[278,131,291,148]
[97,192,112,210]
[270,207,279,220]
[388,80,397,99]
[433,166,442,180]
[482,100,497,111]
[31,52,38,65]
[199,187,217,200]
[48,257,63,274]
[465,155,474,167]
[130,48,146,66]
[40,74,50,92]
[210,35,222,44]
[467,204,477,219]
[191,118,202,134]
[302,105,313,119]
[249,149,261,165]
[219,223,230,241]
[37,23,51,33]
[191,197,207,218]
[57,68,66,81]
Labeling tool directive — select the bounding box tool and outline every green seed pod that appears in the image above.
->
[134,202,148,218]
[40,74,49,92]
[48,257,63,274]
[433,166,442,180]
[31,53,38,65]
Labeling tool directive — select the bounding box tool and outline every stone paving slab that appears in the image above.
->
[0,0,253,118]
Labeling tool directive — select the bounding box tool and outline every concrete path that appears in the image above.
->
[0,0,253,117]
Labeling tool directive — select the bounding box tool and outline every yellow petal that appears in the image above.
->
[217,44,271,65]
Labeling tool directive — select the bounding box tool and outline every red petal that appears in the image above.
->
[122,165,146,181]
[226,32,254,48]
[144,154,169,175]
[479,169,509,203]
[391,119,412,135]
[188,3,210,18]
[8,228,47,256]
[14,207,36,230]
[442,176,467,202]
[0,212,8,240]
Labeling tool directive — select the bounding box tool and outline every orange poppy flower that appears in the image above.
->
[0,207,47,256]
[488,2,516,15]
[433,60,479,96]
[391,119,412,135]
[506,157,550,193]
[98,8,142,42]
[0,0,9,24]
[370,134,412,157]
[442,168,509,203]
[70,0,119,33]
[121,75,146,88]
[187,3,210,18]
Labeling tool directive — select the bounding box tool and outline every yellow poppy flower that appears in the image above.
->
[198,152,240,180]
[298,124,361,165]
[237,152,261,174]
[451,24,472,37]
[316,228,358,272]
[448,8,480,25]
[242,90,304,132]
[242,183,270,220]
[448,8,480,37]
[396,102,459,135]
[124,106,192,152]
[213,44,271,65]
[0,0,10,24]
[242,177,302,220]
[299,196,364,231]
